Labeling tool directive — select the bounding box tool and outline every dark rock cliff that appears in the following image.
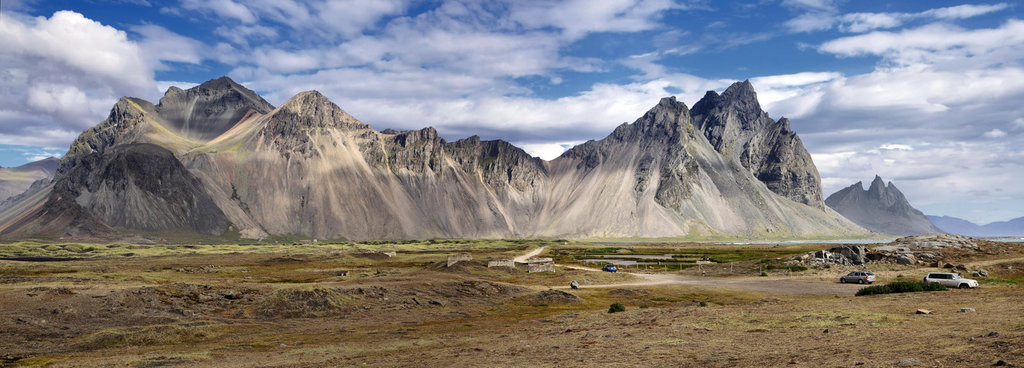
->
[691,81,824,208]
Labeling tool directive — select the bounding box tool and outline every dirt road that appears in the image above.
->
[551,258,863,296]
[513,246,548,263]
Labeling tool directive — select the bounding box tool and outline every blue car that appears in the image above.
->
[602,264,617,272]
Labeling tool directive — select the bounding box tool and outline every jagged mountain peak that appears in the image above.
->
[155,76,275,141]
[827,175,942,236]
[610,95,691,143]
[263,90,369,134]
[722,79,757,100]
[688,81,824,208]
[691,80,761,117]
[868,175,887,193]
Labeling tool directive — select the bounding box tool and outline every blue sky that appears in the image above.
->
[1,0,1023,224]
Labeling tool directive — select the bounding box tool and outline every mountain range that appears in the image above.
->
[927,215,1024,237]
[0,77,867,241]
[825,175,942,236]
[0,158,59,203]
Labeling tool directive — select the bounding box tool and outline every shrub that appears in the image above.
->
[698,301,707,307]
[639,304,649,309]
[608,303,626,313]
[856,281,947,296]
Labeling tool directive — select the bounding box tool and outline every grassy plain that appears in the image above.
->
[1,239,1022,367]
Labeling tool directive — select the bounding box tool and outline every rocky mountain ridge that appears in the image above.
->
[825,175,942,236]
[0,77,867,240]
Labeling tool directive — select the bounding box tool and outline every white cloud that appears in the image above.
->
[838,12,903,33]
[517,141,586,160]
[314,0,407,37]
[820,20,1024,67]
[1015,117,1024,130]
[922,3,1009,19]
[131,24,205,68]
[0,11,150,92]
[510,0,684,39]
[785,12,837,33]
[880,144,913,151]
[786,3,1009,34]
[182,0,256,23]
[0,10,209,147]
[983,129,1007,138]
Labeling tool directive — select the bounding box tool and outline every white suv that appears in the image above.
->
[923,272,979,289]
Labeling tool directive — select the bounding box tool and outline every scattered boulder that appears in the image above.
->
[895,254,917,265]
[988,331,1000,337]
[570,281,579,290]
[915,309,931,315]
[897,359,921,366]
[994,360,1014,366]
[961,308,976,313]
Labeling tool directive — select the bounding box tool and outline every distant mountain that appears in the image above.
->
[0,157,59,202]
[0,77,867,241]
[927,215,1024,237]
[826,176,942,236]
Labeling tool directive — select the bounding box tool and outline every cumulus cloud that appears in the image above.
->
[753,16,1024,222]
[0,10,209,148]
[820,20,1024,68]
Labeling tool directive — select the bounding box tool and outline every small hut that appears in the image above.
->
[527,258,555,273]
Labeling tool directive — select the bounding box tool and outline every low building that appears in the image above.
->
[527,258,555,273]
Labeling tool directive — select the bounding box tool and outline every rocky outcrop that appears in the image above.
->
[791,233,980,268]
[0,77,868,241]
[793,245,869,266]
[888,233,979,251]
[690,81,824,208]
[826,176,943,236]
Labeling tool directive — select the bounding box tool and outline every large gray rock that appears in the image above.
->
[807,245,868,266]
[826,176,943,236]
[892,233,979,251]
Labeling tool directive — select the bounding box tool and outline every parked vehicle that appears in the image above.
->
[923,272,979,289]
[840,271,875,284]
[601,264,617,272]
